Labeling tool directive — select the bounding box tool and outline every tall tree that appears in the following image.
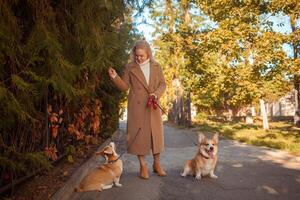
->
[150,0,205,125]
[0,0,138,187]
[189,0,291,126]
[268,0,300,124]
[150,0,293,130]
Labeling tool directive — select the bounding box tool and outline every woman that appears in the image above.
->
[108,40,166,179]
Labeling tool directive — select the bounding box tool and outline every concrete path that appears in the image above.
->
[62,122,300,200]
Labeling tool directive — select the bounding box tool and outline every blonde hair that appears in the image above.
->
[130,39,154,63]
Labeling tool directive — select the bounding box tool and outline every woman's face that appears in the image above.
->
[135,48,149,64]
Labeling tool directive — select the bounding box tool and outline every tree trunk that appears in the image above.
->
[294,76,300,125]
[260,99,269,130]
[186,92,191,126]
[167,97,178,124]
[168,79,191,127]
[177,93,191,126]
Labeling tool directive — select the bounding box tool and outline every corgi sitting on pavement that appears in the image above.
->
[181,133,219,180]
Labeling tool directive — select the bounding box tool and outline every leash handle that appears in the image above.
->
[147,96,167,115]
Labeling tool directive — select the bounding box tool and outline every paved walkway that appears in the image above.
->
[55,122,300,200]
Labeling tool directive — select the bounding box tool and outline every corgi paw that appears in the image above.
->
[115,183,122,187]
[102,184,113,190]
[210,174,218,179]
[195,175,201,180]
[181,172,187,177]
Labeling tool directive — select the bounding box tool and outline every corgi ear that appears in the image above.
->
[109,142,115,150]
[212,133,219,144]
[104,148,113,155]
[198,133,205,143]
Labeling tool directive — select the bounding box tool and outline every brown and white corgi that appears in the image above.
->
[181,133,219,180]
[75,142,123,192]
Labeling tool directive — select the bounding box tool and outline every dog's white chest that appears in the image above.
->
[201,160,214,175]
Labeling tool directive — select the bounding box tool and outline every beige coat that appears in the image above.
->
[112,61,166,155]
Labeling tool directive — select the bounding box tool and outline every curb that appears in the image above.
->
[51,130,122,200]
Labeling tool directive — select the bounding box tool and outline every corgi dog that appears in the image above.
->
[181,133,219,180]
[75,142,123,192]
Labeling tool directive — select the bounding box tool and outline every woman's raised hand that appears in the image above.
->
[108,67,117,79]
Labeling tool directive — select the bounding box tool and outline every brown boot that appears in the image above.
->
[153,153,167,176]
[153,162,167,176]
[140,164,149,179]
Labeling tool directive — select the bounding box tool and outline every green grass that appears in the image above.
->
[194,120,300,155]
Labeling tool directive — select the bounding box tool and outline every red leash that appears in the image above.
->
[147,96,168,115]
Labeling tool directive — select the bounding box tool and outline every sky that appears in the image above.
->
[133,8,154,42]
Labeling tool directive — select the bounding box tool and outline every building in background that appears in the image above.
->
[267,91,295,117]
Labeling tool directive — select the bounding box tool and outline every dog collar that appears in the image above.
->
[108,156,120,164]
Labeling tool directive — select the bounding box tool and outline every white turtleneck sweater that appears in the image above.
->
[138,59,150,85]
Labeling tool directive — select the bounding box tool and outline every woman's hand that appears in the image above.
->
[149,93,157,100]
[108,67,117,79]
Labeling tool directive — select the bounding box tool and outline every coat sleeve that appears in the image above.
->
[154,64,166,99]
[111,65,130,92]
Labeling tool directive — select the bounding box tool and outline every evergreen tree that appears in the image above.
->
[0,0,141,189]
